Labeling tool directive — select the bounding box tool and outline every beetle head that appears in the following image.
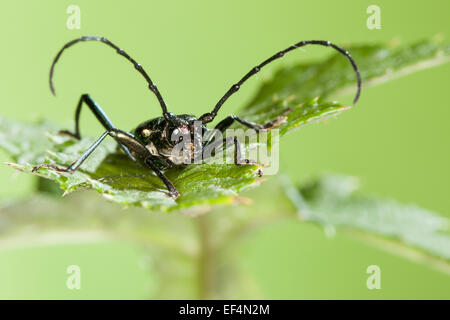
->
[165,114,201,147]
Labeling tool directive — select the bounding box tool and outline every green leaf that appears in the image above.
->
[282,174,450,271]
[0,116,262,212]
[1,39,449,211]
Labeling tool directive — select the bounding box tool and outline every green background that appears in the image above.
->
[0,0,449,298]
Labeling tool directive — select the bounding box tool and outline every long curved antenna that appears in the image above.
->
[200,40,362,124]
[49,36,170,119]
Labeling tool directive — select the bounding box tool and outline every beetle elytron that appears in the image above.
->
[32,36,362,199]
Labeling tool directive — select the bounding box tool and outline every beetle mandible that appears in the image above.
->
[32,36,362,199]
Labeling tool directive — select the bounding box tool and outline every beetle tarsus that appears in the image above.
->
[236,159,258,165]
[32,163,72,173]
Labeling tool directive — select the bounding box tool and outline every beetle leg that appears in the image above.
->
[213,112,290,133]
[34,128,179,199]
[33,131,110,173]
[59,94,135,162]
[108,129,179,199]
[202,110,291,149]
[202,136,257,165]
[144,157,179,199]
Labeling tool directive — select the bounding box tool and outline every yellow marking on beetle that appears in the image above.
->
[142,129,152,137]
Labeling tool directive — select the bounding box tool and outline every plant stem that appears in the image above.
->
[196,214,215,300]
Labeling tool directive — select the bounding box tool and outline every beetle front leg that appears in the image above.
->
[33,131,110,174]
[59,94,136,162]
[108,129,180,199]
[144,157,179,199]
[34,128,179,199]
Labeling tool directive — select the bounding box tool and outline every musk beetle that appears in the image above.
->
[33,36,361,198]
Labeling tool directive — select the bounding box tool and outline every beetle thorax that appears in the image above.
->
[132,114,207,166]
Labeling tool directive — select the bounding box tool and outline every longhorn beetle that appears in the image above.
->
[32,36,362,199]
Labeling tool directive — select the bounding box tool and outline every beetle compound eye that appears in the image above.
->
[142,129,152,137]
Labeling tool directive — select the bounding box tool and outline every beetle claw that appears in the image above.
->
[168,189,180,199]
[237,159,258,165]
[257,168,263,177]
